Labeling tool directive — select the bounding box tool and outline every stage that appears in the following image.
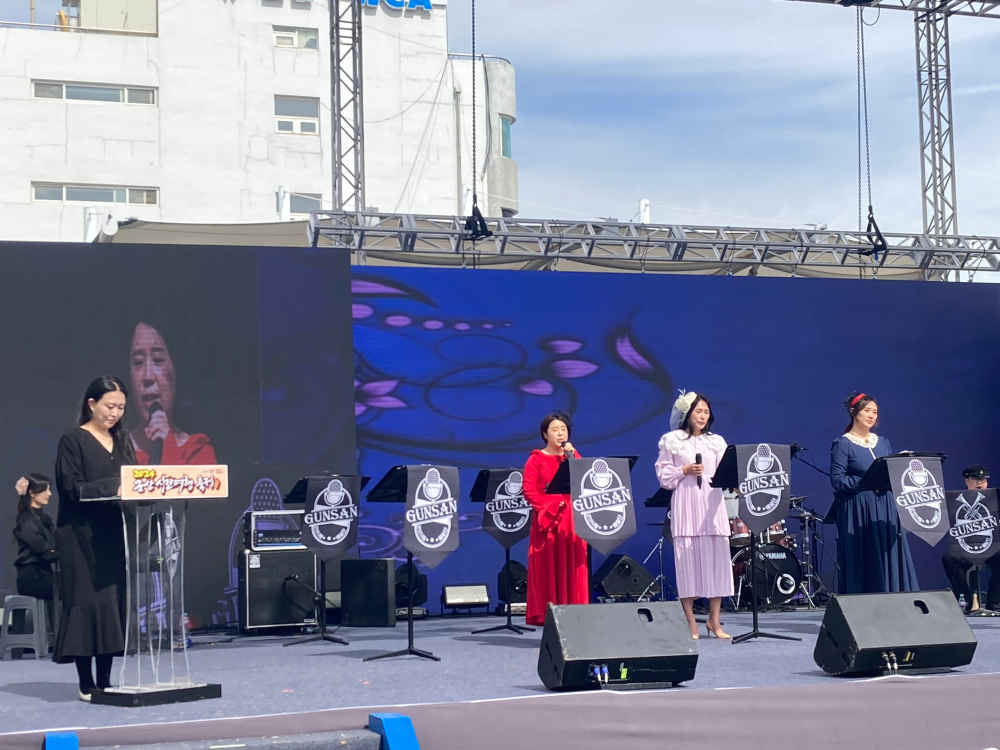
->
[3,609,1000,750]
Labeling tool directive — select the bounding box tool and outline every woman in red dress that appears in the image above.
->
[128,320,216,465]
[522,412,589,626]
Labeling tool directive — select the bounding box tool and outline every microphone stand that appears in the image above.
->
[282,562,349,647]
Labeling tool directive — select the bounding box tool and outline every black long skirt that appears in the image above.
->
[52,522,126,664]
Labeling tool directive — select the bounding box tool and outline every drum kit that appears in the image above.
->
[728,496,826,609]
[643,489,830,610]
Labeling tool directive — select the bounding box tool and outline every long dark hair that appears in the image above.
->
[78,375,137,463]
[680,394,714,437]
[844,391,878,433]
[12,473,50,543]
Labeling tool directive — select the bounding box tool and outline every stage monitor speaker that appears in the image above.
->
[593,554,660,600]
[537,602,697,690]
[498,559,528,604]
[814,590,977,676]
[341,558,396,627]
[238,549,317,632]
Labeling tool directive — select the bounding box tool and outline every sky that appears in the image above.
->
[446,0,1000,236]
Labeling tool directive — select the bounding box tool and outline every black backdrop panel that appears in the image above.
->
[0,243,357,629]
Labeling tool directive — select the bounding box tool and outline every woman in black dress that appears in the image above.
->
[12,473,58,601]
[54,376,136,701]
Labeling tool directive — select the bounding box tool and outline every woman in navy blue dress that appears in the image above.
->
[830,392,918,593]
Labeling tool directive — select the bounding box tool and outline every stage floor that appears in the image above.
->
[3,608,1000,745]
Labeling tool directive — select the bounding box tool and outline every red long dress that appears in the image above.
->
[522,449,589,626]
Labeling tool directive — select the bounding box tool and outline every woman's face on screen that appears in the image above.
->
[130,323,176,425]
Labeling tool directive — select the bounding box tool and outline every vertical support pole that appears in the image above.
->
[331,0,367,263]
[915,10,958,236]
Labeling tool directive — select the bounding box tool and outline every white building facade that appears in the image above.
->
[0,0,517,242]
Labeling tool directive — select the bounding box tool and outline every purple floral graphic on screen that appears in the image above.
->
[355,378,408,416]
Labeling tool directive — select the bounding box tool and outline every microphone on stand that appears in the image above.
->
[695,453,702,489]
[148,401,164,465]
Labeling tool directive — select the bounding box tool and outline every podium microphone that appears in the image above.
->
[149,401,164,465]
[695,453,702,489]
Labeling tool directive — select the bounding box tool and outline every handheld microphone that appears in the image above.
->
[149,401,164,465]
[560,441,574,459]
[695,453,702,489]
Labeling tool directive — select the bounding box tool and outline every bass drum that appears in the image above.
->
[732,543,802,607]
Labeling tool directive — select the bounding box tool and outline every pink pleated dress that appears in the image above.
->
[654,430,734,600]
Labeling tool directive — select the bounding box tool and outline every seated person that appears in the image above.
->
[942,465,998,612]
[12,474,58,601]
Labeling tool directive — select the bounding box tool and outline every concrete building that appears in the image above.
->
[0,0,517,242]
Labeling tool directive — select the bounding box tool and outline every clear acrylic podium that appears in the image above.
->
[82,464,227,706]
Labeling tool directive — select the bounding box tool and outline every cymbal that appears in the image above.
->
[789,495,810,503]
[646,522,667,527]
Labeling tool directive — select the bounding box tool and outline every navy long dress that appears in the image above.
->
[830,434,919,593]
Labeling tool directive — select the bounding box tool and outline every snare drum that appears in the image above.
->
[729,517,751,547]
[763,520,787,544]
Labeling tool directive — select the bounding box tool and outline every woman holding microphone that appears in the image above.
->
[521,412,588,627]
[655,391,732,640]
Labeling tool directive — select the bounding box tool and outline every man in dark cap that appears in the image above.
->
[942,465,997,612]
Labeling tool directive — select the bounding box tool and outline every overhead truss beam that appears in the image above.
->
[309,211,1000,279]
[789,0,1000,19]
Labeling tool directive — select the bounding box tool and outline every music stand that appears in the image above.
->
[546,455,639,591]
[711,446,800,644]
[282,474,370,649]
[858,452,946,592]
[469,468,533,635]
[363,466,440,662]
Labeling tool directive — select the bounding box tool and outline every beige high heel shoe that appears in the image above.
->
[706,623,731,640]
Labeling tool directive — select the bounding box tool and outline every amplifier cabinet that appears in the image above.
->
[238,549,317,632]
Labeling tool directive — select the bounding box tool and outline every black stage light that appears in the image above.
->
[394,562,428,609]
[497,559,528,604]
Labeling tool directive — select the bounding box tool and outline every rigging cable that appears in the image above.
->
[465,0,492,240]
[856,7,886,261]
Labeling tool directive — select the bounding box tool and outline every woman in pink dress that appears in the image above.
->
[655,391,733,640]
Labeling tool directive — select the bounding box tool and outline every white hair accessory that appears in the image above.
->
[669,390,699,431]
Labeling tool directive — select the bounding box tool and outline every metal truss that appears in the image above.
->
[309,212,1000,279]
[789,1,1000,19]
[789,1,999,236]
[916,11,959,235]
[331,0,365,213]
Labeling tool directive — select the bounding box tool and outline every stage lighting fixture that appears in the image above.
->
[497,559,528,604]
[394,562,428,609]
[440,584,490,615]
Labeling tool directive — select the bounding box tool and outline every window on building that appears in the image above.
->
[32,81,156,105]
[500,116,513,159]
[275,95,320,135]
[273,25,318,49]
[275,191,323,216]
[32,182,158,205]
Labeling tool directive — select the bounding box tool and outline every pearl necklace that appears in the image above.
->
[844,432,878,449]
